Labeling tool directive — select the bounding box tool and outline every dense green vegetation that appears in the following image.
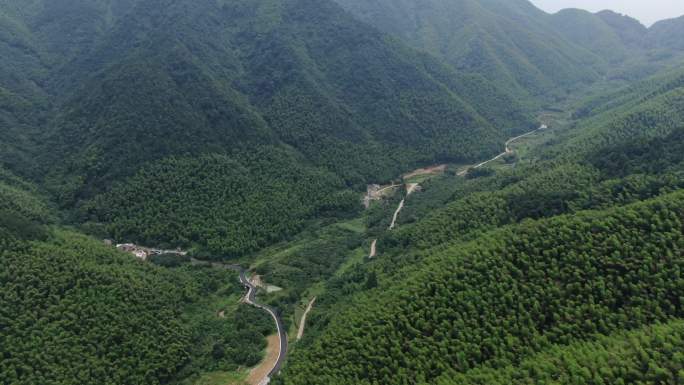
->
[333,0,684,102]
[274,66,684,384]
[0,226,273,385]
[0,171,273,385]
[278,191,684,384]
[0,166,53,224]
[440,321,684,385]
[3,1,684,384]
[252,217,365,324]
[0,0,540,256]
[81,148,359,257]
[332,0,606,101]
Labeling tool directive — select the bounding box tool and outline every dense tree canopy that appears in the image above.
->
[278,191,684,385]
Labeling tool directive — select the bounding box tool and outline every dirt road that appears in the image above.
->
[369,239,377,258]
[389,198,405,230]
[388,183,421,230]
[296,297,317,340]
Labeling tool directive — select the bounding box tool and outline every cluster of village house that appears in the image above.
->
[104,240,186,261]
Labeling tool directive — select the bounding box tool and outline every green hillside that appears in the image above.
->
[647,16,684,52]
[274,66,684,384]
[440,320,684,385]
[550,9,631,63]
[0,170,274,385]
[278,187,684,385]
[331,0,684,100]
[0,0,539,257]
[3,1,684,384]
[332,0,606,100]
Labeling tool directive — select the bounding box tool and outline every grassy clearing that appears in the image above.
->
[334,217,365,233]
[334,247,367,278]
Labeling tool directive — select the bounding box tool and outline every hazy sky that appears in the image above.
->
[530,0,684,26]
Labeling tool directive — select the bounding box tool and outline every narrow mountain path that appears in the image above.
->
[368,239,377,258]
[388,183,421,230]
[389,198,405,230]
[296,297,317,340]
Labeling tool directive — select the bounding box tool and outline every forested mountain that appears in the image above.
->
[0,0,539,256]
[331,0,606,101]
[0,168,275,385]
[549,9,636,63]
[549,9,684,78]
[280,191,684,384]
[275,65,684,384]
[648,16,684,51]
[3,0,684,384]
[333,0,684,96]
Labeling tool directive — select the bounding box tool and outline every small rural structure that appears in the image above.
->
[114,243,187,261]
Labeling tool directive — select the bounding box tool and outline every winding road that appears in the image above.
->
[458,124,546,176]
[235,268,288,384]
[192,125,547,381]
[190,259,287,385]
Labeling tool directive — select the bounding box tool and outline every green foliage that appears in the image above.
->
[332,0,606,100]
[149,253,191,268]
[3,2,684,385]
[0,167,54,239]
[0,230,272,385]
[253,220,364,317]
[275,70,684,384]
[82,148,359,258]
[277,191,684,384]
[0,0,536,256]
[438,321,684,385]
[647,16,684,52]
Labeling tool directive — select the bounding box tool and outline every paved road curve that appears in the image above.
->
[235,268,288,384]
[190,259,287,384]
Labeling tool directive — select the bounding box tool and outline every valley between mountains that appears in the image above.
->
[3,1,684,385]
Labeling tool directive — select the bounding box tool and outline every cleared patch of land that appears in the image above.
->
[402,164,446,180]
[250,275,283,294]
[246,335,280,385]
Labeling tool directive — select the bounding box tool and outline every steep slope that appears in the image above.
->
[331,0,606,101]
[595,10,648,48]
[275,66,684,384]
[0,169,274,385]
[647,16,684,52]
[549,9,632,63]
[278,191,684,385]
[0,0,537,256]
[31,0,531,185]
